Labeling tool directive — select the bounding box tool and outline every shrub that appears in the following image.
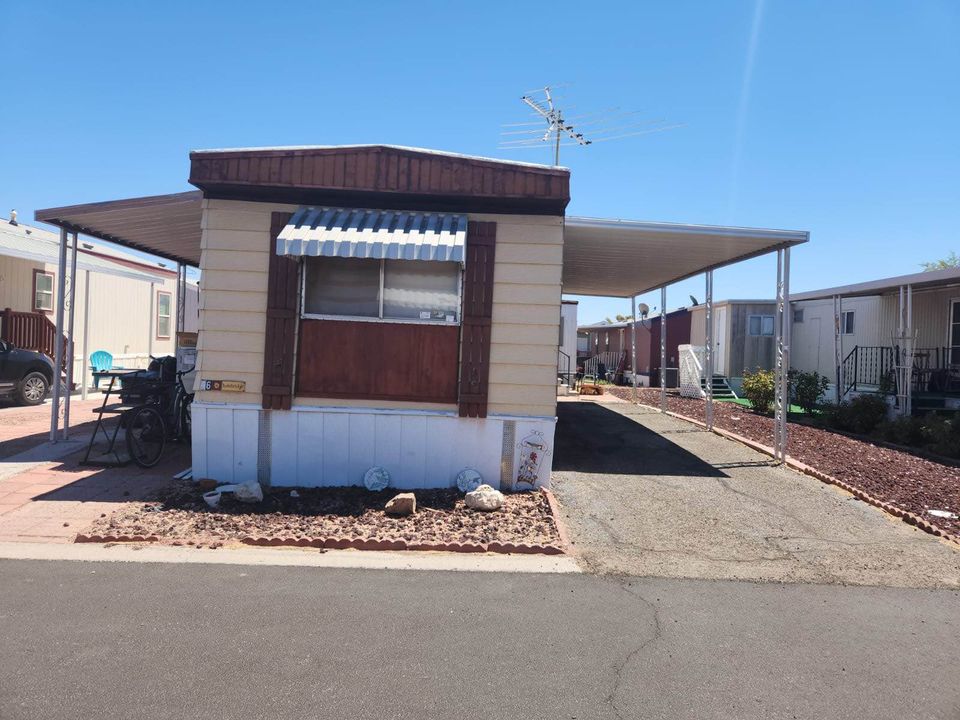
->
[876,416,925,447]
[824,394,889,434]
[789,370,830,413]
[920,412,960,458]
[741,368,776,414]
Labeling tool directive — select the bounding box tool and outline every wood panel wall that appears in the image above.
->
[296,320,460,403]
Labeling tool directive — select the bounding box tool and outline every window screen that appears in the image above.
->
[34,272,53,312]
[157,292,172,338]
[842,310,855,335]
[382,260,459,321]
[303,257,380,318]
[748,315,775,336]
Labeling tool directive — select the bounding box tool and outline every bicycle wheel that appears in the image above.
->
[180,395,193,444]
[125,405,166,468]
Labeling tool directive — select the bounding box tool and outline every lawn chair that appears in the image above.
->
[90,350,113,389]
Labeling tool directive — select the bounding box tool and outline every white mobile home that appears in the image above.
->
[791,266,960,412]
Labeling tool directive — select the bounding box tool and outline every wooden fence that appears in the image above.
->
[0,308,71,374]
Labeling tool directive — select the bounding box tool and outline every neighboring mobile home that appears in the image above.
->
[689,299,777,394]
[0,213,198,391]
[791,266,960,412]
[578,308,692,386]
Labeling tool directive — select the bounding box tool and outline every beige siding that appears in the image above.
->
[195,200,562,417]
[0,252,179,384]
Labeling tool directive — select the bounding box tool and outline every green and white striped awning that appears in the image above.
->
[276,206,467,263]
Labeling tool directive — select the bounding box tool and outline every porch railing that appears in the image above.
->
[841,345,956,396]
[0,308,72,374]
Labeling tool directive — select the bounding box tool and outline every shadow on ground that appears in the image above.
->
[552,402,726,478]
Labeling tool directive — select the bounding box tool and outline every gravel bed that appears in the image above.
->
[81,482,561,550]
[608,387,960,538]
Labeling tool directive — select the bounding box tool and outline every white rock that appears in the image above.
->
[464,484,504,511]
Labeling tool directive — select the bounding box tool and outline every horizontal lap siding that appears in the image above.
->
[196,202,564,417]
[195,199,297,404]
[474,214,563,418]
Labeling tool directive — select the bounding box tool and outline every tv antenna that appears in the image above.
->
[499,85,683,166]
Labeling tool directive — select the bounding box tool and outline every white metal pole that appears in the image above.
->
[773,250,784,461]
[705,272,714,430]
[906,284,913,417]
[147,282,155,363]
[834,294,843,404]
[63,232,79,438]
[630,295,637,404]
[81,269,91,401]
[660,286,667,412]
[50,227,68,443]
[897,285,905,414]
[780,247,791,459]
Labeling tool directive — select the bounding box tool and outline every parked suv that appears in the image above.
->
[0,340,54,406]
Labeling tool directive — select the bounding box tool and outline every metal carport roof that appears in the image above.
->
[562,217,808,297]
[35,192,809,297]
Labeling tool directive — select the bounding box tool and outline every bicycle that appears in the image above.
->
[125,365,194,468]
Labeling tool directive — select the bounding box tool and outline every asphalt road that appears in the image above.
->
[1,559,958,719]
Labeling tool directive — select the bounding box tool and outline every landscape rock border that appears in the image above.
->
[637,401,960,548]
[75,488,571,556]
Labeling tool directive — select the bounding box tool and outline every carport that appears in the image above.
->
[563,216,807,460]
[36,171,807,459]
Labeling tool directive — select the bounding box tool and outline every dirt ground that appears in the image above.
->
[551,397,960,588]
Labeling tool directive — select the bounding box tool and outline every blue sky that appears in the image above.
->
[2,1,958,323]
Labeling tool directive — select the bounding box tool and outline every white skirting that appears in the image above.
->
[191,402,556,491]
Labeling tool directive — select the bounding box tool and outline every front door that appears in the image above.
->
[714,306,727,375]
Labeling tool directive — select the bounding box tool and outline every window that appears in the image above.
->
[33,270,54,312]
[156,291,172,339]
[841,310,855,335]
[793,308,804,323]
[748,314,775,336]
[302,256,460,323]
[950,300,960,364]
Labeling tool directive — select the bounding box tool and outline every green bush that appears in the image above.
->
[789,370,830,413]
[741,368,776,414]
[876,416,926,446]
[919,412,960,458]
[824,394,889,434]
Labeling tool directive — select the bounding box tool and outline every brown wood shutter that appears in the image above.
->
[458,221,497,418]
[262,212,297,410]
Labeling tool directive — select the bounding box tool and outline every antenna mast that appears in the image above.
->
[519,87,590,166]
[500,86,682,165]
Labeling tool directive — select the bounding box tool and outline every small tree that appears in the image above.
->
[921,252,960,271]
[741,368,776,414]
[789,370,829,413]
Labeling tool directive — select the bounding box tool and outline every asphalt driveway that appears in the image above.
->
[551,398,960,587]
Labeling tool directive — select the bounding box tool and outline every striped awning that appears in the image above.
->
[276,207,467,263]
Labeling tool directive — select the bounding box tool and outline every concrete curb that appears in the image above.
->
[75,490,570,556]
[0,541,581,573]
[635,401,960,548]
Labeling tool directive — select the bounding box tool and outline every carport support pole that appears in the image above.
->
[660,286,667,412]
[63,232,79,438]
[630,295,637,403]
[704,271,714,430]
[50,228,68,443]
[779,248,791,460]
[81,270,91,401]
[834,295,843,403]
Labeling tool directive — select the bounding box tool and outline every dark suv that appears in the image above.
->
[0,340,54,406]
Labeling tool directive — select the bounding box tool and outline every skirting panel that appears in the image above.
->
[191,402,556,490]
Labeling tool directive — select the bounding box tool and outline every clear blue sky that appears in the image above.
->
[3,1,958,323]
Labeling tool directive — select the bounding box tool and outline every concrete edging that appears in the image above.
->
[634,401,960,547]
